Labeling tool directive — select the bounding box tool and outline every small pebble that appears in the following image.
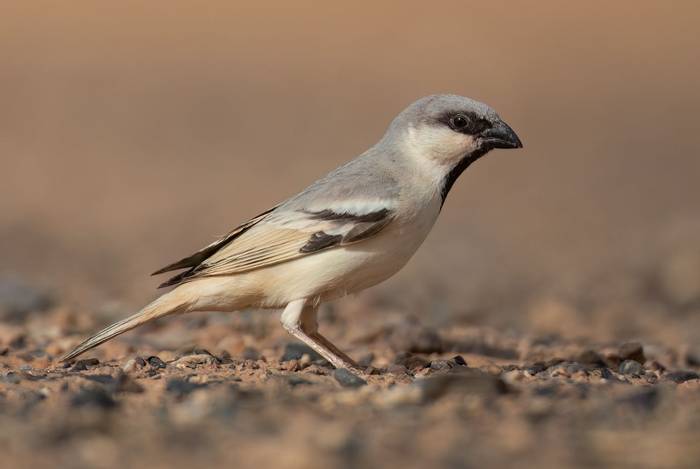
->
[147,356,167,369]
[619,360,644,376]
[122,357,145,373]
[333,368,367,388]
[71,358,100,372]
[619,342,645,364]
[452,355,467,366]
[577,350,606,367]
[664,370,700,383]
[298,353,312,367]
[429,360,454,372]
[173,354,219,369]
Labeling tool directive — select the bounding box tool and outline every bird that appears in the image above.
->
[61,94,522,374]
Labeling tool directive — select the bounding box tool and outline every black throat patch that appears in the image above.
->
[439,148,489,207]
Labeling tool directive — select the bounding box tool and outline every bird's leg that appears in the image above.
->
[280,299,362,374]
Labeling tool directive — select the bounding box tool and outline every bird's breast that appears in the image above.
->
[248,191,443,307]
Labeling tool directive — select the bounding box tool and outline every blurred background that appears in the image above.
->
[2,1,699,345]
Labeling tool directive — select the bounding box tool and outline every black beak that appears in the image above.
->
[481,120,523,149]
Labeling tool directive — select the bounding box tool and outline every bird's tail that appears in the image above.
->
[60,290,191,362]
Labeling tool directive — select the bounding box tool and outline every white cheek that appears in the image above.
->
[402,125,476,166]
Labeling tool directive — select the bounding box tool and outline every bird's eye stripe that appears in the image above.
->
[441,111,492,135]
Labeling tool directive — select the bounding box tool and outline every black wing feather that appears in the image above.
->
[151,205,278,282]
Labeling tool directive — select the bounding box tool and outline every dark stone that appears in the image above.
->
[604,353,622,368]
[596,367,616,380]
[619,342,646,364]
[429,360,455,372]
[526,358,565,375]
[619,360,644,376]
[525,362,547,375]
[146,356,167,369]
[242,347,260,360]
[452,355,467,366]
[70,387,117,409]
[71,358,100,371]
[165,378,206,397]
[664,370,700,383]
[564,362,587,374]
[333,368,367,388]
[577,350,606,367]
[280,343,327,364]
[429,356,467,372]
[0,276,54,322]
[218,350,233,364]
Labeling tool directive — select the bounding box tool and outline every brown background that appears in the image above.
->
[2,1,699,343]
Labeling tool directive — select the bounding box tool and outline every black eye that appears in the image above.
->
[449,114,470,131]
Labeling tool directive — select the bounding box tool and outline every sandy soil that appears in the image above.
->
[2,282,700,469]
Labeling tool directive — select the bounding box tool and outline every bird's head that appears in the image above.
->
[384,94,522,198]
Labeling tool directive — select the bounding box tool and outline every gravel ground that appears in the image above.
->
[2,279,700,469]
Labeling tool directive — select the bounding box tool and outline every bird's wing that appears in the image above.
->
[155,202,395,288]
[153,155,401,288]
[151,205,279,277]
